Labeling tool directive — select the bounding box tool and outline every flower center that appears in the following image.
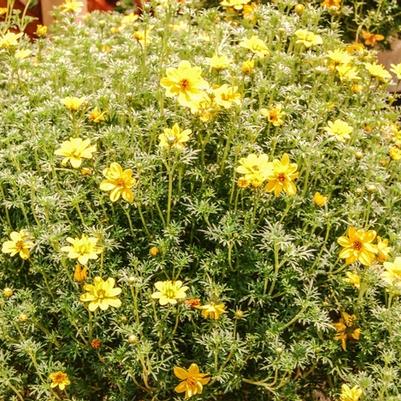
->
[179,79,190,90]
[278,173,286,183]
[54,373,66,383]
[97,289,106,299]
[165,288,177,298]
[116,178,126,187]
[352,240,362,251]
[15,240,25,251]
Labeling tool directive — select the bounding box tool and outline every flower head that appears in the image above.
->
[382,257,401,295]
[100,162,135,203]
[265,153,299,197]
[336,64,360,82]
[60,0,83,12]
[333,312,361,350]
[174,363,210,399]
[236,153,272,188]
[151,280,188,305]
[198,302,226,319]
[35,25,48,37]
[344,271,361,289]
[88,107,106,123]
[80,276,122,311]
[241,59,255,74]
[240,35,269,58]
[322,0,341,9]
[389,146,401,161]
[133,28,152,47]
[325,119,352,142]
[208,54,231,71]
[0,31,23,49]
[49,371,70,390]
[61,96,86,111]
[213,84,241,109]
[390,63,401,80]
[294,29,323,48]
[260,106,285,127]
[327,50,353,67]
[160,61,209,108]
[313,192,328,207]
[2,230,34,260]
[54,137,96,168]
[337,227,377,266]
[159,123,191,151]
[361,30,384,47]
[365,63,391,82]
[340,384,363,401]
[61,234,103,265]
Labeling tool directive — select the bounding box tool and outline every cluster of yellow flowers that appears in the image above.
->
[236,153,299,196]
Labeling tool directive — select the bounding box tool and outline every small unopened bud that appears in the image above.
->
[128,334,139,344]
[18,313,28,322]
[367,184,377,193]
[127,276,136,284]
[355,188,363,195]
[294,4,305,15]
[149,246,160,257]
[355,151,363,159]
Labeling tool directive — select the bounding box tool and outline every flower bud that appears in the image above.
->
[355,151,363,159]
[18,313,28,322]
[294,4,305,15]
[367,184,377,193]
[128,334,139,344]
[149,246,160,257]
[3,288,13,298]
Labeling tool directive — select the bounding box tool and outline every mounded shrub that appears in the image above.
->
[1,1,401,400]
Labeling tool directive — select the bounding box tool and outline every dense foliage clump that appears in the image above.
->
[1,1,401,400]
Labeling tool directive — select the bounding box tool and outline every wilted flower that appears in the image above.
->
[265,153,299,197]
[61,234,103,265]
[174,363,210,399]
[159,123,191,151]
[80,277,122,311]
[239,35,269,58]
[333,312,361,350]
[2,230,34,260]
[160,61,209,108]
[198,302,226,319]
[49,371,70,390]
[100,162,135,203]
[88,107,106,123]
[151,280,188,305]
[73,264,88,283]
[60,0,83,13]
[54,137,96,168]
[325,119,353,142]
[337,227,377,266]
[361,31,384,47]
[185,298,201,309]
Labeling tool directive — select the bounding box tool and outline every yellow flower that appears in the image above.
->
[324,119,352,142]
[337,227,377,266]
[61,96,86,111]
[121,13,139,26]
[133,28,152,47]
[333,312,361,351]
[389,146,401,161]
[0,7,7,15]
[265,153,299,197]
[260,106,285,127]
[340,384,363,401]
[3,287,13,298]
[198,302,226,319]
[313,192,328,207]
[35,25,48,37]
[365,63,391,82]
[49,371,70,390]
[151,280,188,305]
[190,94,220,122]
[2,230,34,260]
[174,363,210,399]
[322,0,341,9]
[0,31,23,49]
[61,234,103,265]
[54,137,96,168]
[220,0,250,10]
[213,84,241,109]
[243,3,258,21]
[60,0,83,13]
[73,264,88,283]
[208,54,231,71]
[390,63,401,80]
[327,50,353,67]
[344,271,361,289]
[100,162,135,203]
[88,107,106,123]
[160,61,209,109]
[376,236,391,263]
[80,277,122,311]
[236,153,272,188]
[382,257,401,294]
[159,123,191,150]
[15,49,32,59]
[361,30,384,47]
[294,29,323,48]
[239,35,269,58]
[336,64,360,82]
[241,59,255,74]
